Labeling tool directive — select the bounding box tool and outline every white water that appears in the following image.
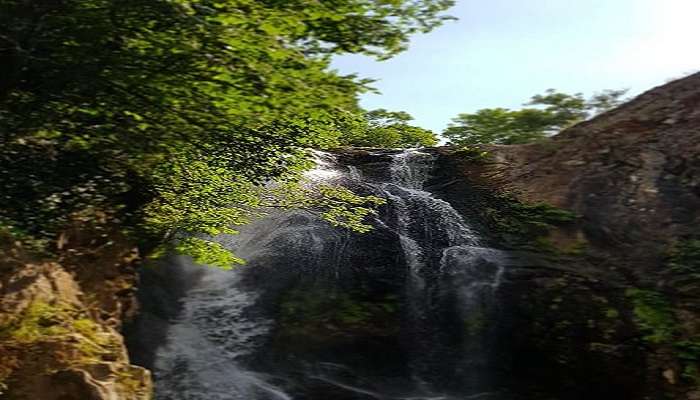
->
[144,149,508,400]
[374,150,505,387]
[152,260,286,400]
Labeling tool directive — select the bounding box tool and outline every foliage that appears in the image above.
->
[173,237,246,270]
[0,0,453,264]
[314,186,387,233]
[340,108,438,148]
[587,89,631,114]
[260,181,387,233]
[443,108,550,145]
[443,88,628,145]
[148,181,386,268]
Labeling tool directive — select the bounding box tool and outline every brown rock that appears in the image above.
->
[0,238,152,399]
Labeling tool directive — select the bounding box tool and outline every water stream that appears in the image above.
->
[132,149,509,400]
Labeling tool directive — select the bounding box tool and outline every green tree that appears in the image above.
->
[526,89,588,129]
[442,108,552,145]
[340,108,437,148]
[443,88,628,146]
[587,89,630,114]
[0,0,454,267]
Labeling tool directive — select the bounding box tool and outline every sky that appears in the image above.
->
[331,0,700,134]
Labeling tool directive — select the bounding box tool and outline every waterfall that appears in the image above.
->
[131,149,508,400]
[370,150,504,390]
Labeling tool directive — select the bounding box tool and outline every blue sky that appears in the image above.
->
[332,0,700,134]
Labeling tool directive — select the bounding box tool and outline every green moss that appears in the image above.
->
[625,288,676,344]
[0,302,114,361]
[0,221,50,257]
[488,200,575,235]
[538,139,566,153]
[277,286,399,341]
[684,365,700,385]
[560,238,588,256]
[532,236,587,255]
[454,146,491,162]
[533,236,558,252]
[73,318,115,357]
[668,239,700,278]
[482,197,577,252]
[624,289,700,386]
[462,310,486,337]
[0,301,146,396]
[115,367,151,397]
[1,302,71,342]
[676,340,700,385]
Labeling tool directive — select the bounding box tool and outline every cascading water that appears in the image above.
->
[374,150,505,391]
[130,149,509,400]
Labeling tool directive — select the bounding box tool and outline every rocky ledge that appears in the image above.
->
[0,225,152,400]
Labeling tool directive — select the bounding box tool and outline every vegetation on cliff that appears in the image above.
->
[443,88,628,145]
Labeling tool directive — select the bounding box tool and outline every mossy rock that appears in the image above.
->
[274,285,400,348]
[0,301,152,398]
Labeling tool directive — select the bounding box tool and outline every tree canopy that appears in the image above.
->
[0,0,454,267]
[443,89,628,146]
[340,109,438,148]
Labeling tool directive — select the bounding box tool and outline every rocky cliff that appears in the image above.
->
[0,224,152,399]
[433,72,700,399]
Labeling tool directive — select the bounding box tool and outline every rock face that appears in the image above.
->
[0,229,152,399]
[471,72,700,261]
[433,73,700,399]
